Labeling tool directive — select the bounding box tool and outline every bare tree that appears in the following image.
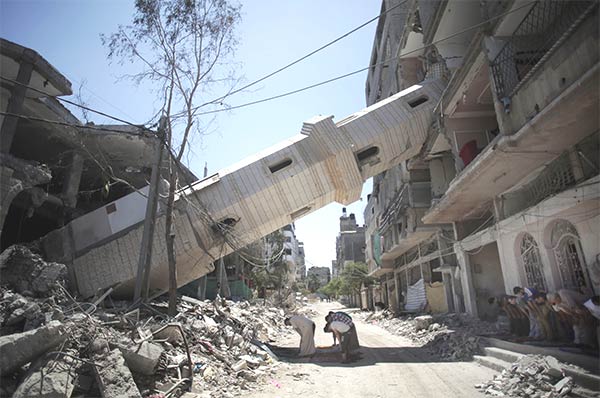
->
[102,0,241,315]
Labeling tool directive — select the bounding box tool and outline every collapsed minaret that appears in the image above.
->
[47,80,444,297]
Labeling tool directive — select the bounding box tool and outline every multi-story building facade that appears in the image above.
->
[365,0,599,316]
[296,241,306,281]
[282,224,302,284]
[334,208,366,278]
[307,266,331,288]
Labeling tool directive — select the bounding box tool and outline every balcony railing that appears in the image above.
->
[379,184,409,232]
[502,133,599,219]
[491,0,597,100]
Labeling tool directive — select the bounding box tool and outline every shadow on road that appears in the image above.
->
[266,343,478,368]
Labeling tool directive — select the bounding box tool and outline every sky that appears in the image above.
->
[0,0,380,271]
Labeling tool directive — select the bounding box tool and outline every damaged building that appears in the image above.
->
[363,0,599,316]
[1,37,444,300]
[0,38,196,293]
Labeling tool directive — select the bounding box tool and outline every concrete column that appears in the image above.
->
[568,148,585,182]
[387,273,394,312]
[1,50,35,153]
[196,275,207,300]
[493,196,504,221]
[0,167,21,241]
[442,272,455,313]
[450,271,463,313]
[61,152,84,208]
[455,244,478,316]
[394,271,402,311]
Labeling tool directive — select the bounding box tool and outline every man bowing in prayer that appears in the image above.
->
[284,315,316,357]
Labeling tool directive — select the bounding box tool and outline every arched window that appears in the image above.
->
[550,220,589,292]
[519,233,547,291]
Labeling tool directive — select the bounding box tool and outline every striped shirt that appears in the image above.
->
[330,312,353,327]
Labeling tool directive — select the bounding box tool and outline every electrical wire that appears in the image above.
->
[0,76,150,130]
[0,110,151,136]
[160,137,291,268]
[199,0,410,107]
[3,2,410,130]
[4,1,536,129]
[182,1,537,117]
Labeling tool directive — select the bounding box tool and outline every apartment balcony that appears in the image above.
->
[423,1,599,224]
[491,0,598,136]
[500,133,599,220]
[372,183,439,269]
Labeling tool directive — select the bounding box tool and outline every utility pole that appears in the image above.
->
[133,116,166,303]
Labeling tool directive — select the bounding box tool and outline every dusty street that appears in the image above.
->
[254,301,496,398]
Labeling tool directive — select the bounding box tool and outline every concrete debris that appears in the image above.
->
[0,320,68,375]
[363,310,500,361]
[118,341,165,376]
[12,356,77,398]
[0,243,302,397]
[413,315,433,331]
[94,348,142,398]
[0,245,67,296]
[475,355,580,398]
[0,280,290,397]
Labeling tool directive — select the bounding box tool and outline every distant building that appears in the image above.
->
[282,224,302,284]
[306,266,331,288]
[296,241,306,280]
[333,208,366,278]
[364,0,599,317]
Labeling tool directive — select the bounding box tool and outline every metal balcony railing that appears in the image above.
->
[491,0,597,101]
[502,133,599,219]
[379,184,409,232]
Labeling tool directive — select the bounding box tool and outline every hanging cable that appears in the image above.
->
[0,110,151,136]
[200,0,410,107]
[0,76,150,130]
[181,1,536,117]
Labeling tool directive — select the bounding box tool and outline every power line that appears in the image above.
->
[0,76,149,130]
[4,1,535,130]
[70,75,141,123]
[0,111,152,136]
[187,1,537,117]
[200,0,410,107]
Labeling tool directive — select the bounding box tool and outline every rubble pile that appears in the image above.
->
[0,245,291,398]
[0,244,67,296]
[363,310,500,360]
[475,355,583,398]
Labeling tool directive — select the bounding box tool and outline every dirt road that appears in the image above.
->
[252,301,496,398]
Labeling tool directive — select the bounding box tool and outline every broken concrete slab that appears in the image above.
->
[93,348,142,398]
[413,315,433,331]
[117,341,164,376]
[0,245,67,296]
[0,320,67,375]
[232,359,248,372]
[12,357,77,398]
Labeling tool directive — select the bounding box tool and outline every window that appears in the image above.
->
[408,96,428,108]
[268,158,292,173]
[284,248,292,256]
[356,146,380,167]
[291,206,311,220]
[519,233,547,291]
[211,216,239,234]
[550,220,590,292]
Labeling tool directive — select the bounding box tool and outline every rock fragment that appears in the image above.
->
[118,341,165,376]
[93,348,142,398]
[0,320,67,375]
[12,357,77,398]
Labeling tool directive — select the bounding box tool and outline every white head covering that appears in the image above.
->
[583,299,600,320]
